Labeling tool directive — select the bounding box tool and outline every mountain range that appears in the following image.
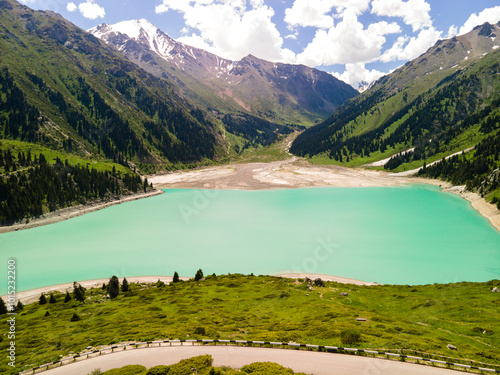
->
[1,0,500,218]
[89,19,358,129]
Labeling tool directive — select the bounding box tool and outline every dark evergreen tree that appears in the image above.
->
[73,282,85,302]
[70,312,81,322]
[0,298,7,314]
[16,300,24,311]
[39,293,47,305]
[107,275,120,299]
[194,269,204,282]
[121,278,129,292]
[49,293,57,304]
[64,291,71,303]
[173,272,180,283]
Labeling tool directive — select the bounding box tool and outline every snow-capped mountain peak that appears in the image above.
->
[111,19,158,40]
[89,19,359,122]
[89,19,176,58]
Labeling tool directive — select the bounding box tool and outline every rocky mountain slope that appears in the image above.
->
[89,19,358,128]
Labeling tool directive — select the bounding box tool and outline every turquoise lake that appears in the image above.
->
[1,185,499,293]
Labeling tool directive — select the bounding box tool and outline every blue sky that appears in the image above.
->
[20,0,500,87]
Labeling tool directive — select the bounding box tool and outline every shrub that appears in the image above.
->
[70,312,81,322]
[168,355,213,374]
[241,362,296,374]
[103,364,146,375]
[340,329,361,346]
[314,278,325,287]
[156,280,165,288]
[146,356,213,375]
[194,326,206,335]
[146,366,170,375]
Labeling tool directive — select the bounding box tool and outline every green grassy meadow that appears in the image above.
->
[2,274,499,374]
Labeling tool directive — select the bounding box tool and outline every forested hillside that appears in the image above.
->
[0,0,227,170]
[291,23,500,201]
[0,0,228,224]
[0,148,149,222]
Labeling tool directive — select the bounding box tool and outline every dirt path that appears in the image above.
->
[42,345,461,375]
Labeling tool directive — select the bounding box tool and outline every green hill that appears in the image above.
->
[0,0,232,223]
[1,274,499,374]
[0,0,230,170]
[291,23,500,201]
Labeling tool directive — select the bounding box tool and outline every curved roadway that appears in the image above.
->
[43,345,461,375]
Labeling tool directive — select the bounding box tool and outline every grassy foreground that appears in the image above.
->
[1,274,499,374]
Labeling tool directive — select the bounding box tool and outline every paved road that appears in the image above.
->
[43,345,461,375]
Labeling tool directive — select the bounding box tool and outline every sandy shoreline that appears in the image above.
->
[148,158,500,232]
[0,189,164,234]
[1,273,376,305]
[2,156,498,233]
[275,273,379,286]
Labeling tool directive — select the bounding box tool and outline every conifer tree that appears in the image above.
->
[194,269,204,282]
[121,278,129,292]
[64,291,71,303]
[70,312,80,322]
[107,275,120,299]
[0,298,7,314]
[49,293,57,304]
[39,294,47,305]
[173,272,180,283]
[73,282,85,302]
[16,300,24,311]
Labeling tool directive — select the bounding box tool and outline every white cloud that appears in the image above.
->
[66,2,77,12]
[284,0,335,29]
[284,0,371,29]
[332,63,385,88]
[78,1,105,20]
[156,0,295,63]
[446,25,458,39]
[459,6,500,35]
[371,0,432,32]
[296,9,400,66]
[66,1,105,20]
[380,26,441,62]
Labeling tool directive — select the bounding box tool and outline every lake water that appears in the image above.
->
[1,185,499,293]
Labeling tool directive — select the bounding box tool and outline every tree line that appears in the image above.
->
[0,270,206,316]
[418,130,500,204]
[0,151,149,223]
[291,60,500,170]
